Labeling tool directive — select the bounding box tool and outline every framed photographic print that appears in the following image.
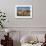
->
[15,5,32,18]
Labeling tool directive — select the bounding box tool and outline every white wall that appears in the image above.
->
[0,0,46,28]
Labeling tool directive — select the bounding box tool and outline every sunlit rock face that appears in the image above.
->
[17,10,30,16]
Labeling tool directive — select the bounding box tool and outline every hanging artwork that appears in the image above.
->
[15,5,32,18]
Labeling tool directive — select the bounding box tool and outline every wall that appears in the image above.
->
[0,0,46,27]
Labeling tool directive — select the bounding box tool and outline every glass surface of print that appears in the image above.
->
[15,5,32,18]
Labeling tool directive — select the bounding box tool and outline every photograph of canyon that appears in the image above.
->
[17,7,31,16]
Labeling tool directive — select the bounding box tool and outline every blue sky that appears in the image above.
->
[17,7,30,10]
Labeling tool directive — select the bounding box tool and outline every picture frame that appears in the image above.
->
[15,5,32,18]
